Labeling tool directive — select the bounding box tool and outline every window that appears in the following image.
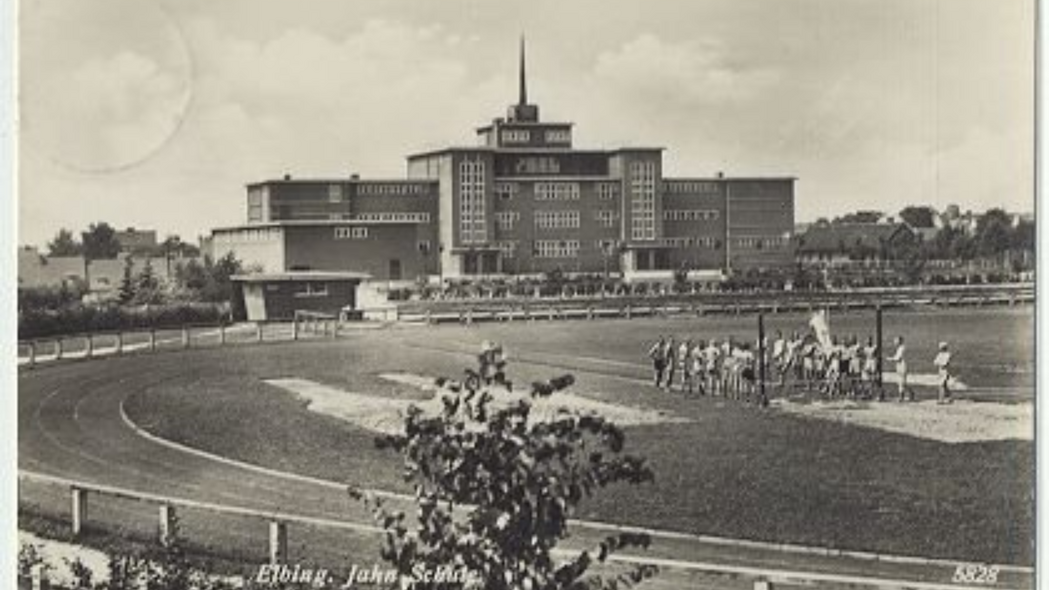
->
[534,240,580,258]
[595,210,620,228]
[328,184,344,203]
[496,240,518,258]
[535,210,580,230]
[502,129,530,143]
[293,282,329,298]
[495,211,520,231]
[596,183,619,200]
[458,157,487,243]
[544,129,571,143]
[629,161,658,241]
[494,182,518,201]
[417,240,432,254]
[535,182,580,201]
[595,239,618,253]
[334,227,368,239]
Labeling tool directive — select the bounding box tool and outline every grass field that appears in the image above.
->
[122,307,1034,565]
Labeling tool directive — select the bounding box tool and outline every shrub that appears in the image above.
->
[356,357,658,590]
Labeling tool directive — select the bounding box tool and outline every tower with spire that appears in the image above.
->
[508,36,539,123]
[475,35,573,149]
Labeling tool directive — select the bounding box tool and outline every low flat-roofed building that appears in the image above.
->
[232,271,370,321]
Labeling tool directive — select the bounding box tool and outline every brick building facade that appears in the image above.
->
[212,42,795,283]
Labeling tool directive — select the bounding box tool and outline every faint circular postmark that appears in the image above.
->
[20,0,195,174]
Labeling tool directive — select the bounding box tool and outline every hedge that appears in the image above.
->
[18,302,230,340]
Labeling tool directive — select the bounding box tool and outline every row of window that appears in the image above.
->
[629,161,658,241]
[334,227,369,240]
[664,181,720,194]
[663,209,720,222]
[356,183,430,196]
[499,129,572,144]
[214,228,281,243]
[493,182,618,202]
[732,236,790,249]
[351,212,431,223]
[293,283,329,298]
[535,210,581,229]
[661,237,720,249]
[534,240,580,258]
[459,158,487,244]
[535,182,581,201]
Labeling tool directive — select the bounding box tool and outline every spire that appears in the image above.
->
[518,35,528,106]
[506,36,538,122]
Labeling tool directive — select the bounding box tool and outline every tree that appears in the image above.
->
[899,206,936,229]
[357,359,658,590]
[975,208,1012,258]
[82,222,122,260]
[133,259,165,305]
[46,228,83,257]
[118,256,136,304]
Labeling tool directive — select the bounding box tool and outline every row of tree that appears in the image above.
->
[46,222,200,259]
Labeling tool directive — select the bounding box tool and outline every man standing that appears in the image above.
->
[933,342,953,404]
[648,336,667,388]
[887,336,914,401]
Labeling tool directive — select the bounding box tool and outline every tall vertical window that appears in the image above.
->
[629,161,657,241]
[328,184,344,203]
[459,157,487,244]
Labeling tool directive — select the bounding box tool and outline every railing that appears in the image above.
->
[16,321,308,368]
[397,283,1035,326]
[17,471,1029,590]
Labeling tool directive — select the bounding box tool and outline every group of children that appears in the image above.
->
[646,336,768,404]
[646,331,955,404]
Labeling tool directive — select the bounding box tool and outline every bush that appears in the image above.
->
[18,302,230,340]
[356,357,658,590]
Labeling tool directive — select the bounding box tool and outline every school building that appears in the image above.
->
[211,41,795,283]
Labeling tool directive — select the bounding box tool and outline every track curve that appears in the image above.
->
[17,339,1034,589]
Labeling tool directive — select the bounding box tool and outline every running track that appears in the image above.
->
[17,341,1034,590]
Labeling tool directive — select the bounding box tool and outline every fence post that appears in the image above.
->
[269,520,288,564]
[159,504,177,545]
[30,563,49,590]
[56,338,64,360]
[220,324,227,346]
[85,334,94,359]
[71,486,88,536]
[28,342,36,368]
[182,327,190,349]
[149,328,157,352]
[292,317,299,341]
[256,323,264,343]
[115,332,124,355]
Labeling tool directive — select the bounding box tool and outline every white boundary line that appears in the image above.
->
[116,400,1031,575]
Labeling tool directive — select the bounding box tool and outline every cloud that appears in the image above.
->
[593,34,779,105]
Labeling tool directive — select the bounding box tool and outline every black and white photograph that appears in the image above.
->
[9,1,1037,589]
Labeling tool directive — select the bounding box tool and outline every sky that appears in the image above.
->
[17,0,1035,248]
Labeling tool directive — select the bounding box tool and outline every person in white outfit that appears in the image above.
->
[887,336,914,402]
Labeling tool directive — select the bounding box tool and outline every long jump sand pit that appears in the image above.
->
[771,398,1032,443]
[264,373,687,436]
